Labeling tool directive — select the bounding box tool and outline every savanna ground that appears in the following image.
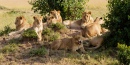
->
[0,0,119,65]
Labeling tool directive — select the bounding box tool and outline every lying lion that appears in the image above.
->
[50,35,86,54]
[63,11,94,30]
[84,35,104,50]
[9,16,31,36]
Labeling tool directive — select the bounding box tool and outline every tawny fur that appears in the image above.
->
[85,35,104,50]
[82,17,104,38]
[47,10,62,24]
[32,16,43,42]
[50,35,86,53]
[63,11,94,30]
[9,16,31,36]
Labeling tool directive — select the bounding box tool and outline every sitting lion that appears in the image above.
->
[50,35,86,54]
[63,11,94,30]
[82,17,104,38]
[9,16,31,36]
[32,16,43,42]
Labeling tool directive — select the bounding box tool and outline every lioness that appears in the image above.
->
[47,10,62,24]
[32,16,43,42]
[63,11,94,30]
[84,35,104,50]
[9,16,31,36]
[50,35,86,54]
[82,17,103,38]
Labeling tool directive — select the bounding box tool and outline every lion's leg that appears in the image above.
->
[37,31,42,42]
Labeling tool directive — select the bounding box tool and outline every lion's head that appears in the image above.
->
[33,16,43,27]
[47,10,62,24]
[15,16,26,30]
[73,35,84,45]
[81,11,94,28]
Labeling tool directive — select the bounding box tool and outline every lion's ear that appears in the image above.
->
[88,11,91,14]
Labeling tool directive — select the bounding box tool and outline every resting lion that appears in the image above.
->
[50,35,86,54]
[82,17,103,38]
[47,10,62,25]
[63,11,94,30]
[32,16,43,42]
[9,16,31,36]
[84,35,104,50]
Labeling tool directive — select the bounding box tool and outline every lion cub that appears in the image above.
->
[50,35,86,53]
[32,16,43,42]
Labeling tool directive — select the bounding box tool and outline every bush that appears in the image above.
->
[49,23,65,31]
[1,43,19,53]
[117,43,130,65]
[29,46,47,57]
[0,25,15,36]
[104,0,130,47]
[42,28,60,42]
[29,0,87,20]
[22,29,37,40]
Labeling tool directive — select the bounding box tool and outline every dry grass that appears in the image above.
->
[0,0,119,65]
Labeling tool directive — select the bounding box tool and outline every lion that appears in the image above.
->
[47,10,62,25]
[50,35,86,54]
[63,11,94,30]
[84,35,104,50]
[9,16,31,36]
[32,16,43,42]
[82,17,104,38]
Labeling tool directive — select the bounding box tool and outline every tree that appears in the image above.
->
[29,0,87,20]
[104,0,130,47]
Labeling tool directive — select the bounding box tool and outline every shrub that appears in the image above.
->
[29,0,87,20]
[29,46,47,57]
[104,0,130,47]
[117,43,130,65]
[1,43,19,53]
[22,29,37,40]
[0,25,15,36]
[49,23,65,31]
[42,28,60,42]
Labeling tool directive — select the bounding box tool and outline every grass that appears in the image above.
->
[0,0,120,65]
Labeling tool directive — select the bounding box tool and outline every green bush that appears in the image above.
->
[29,46,47,57]
[29,0,87,20]
[42,28,60,42]
[0,25,15,36]
[104,0,130,47]
[117,43,130,65]
[1,43,19,53]
[49,23,65,31]
[22,29,37,39]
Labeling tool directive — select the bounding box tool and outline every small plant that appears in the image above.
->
[22,29,37,39]
[0,53,4,61]
[0,25,15,36]
[29,46,47,57]
[117,43,130,65]
[49,23,65,31]
[1,43,19,53]
[42,28,60,42]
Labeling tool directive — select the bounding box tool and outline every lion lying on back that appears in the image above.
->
[50,35,86,54]
[9,16,31,36]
